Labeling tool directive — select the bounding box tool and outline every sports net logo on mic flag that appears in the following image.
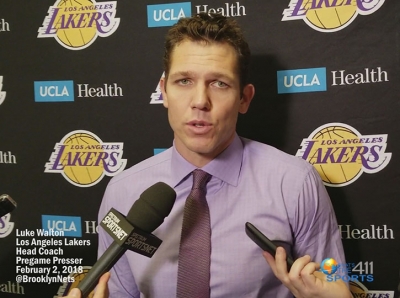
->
[45,130,127,187]
[296,123,391,187]
[38,0,120,50]
[282,0,385,32]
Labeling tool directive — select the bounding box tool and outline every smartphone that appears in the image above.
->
[245,222,294,268]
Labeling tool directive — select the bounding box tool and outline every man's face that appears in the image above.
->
[161,40,254,167]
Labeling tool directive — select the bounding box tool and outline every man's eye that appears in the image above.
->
[214,81,228,88]
[178,79,190,85]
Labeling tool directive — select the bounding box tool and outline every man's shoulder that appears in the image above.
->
[241,137,313,173]
[108,147,172,186]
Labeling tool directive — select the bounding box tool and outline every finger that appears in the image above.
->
[300,262,322,289]
[275,247,290,277]
[262,251,278,275]
[66,288,81,298]
[287,253,312,290]
[94,272,111,298]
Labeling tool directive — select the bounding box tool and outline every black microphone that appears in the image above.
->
[0,194,17,217]
[78,182,176,297]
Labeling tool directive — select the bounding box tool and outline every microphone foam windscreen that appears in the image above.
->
[126,182,176,233]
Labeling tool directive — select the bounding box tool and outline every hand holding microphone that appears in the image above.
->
[77,182,176,298]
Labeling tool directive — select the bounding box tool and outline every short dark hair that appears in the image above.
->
[163,13,251,89]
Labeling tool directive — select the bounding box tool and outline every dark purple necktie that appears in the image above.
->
[177,169,212,298]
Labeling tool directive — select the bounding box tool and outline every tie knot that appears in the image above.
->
[192,169,211,191]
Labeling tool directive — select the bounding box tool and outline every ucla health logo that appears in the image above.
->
[42,215,82,237]
[296,123,391,187]
[0,76,6,105]
[45,130,127,187]
[34,80,74,102]
[0,19,10,32]
[282,0,385,32]
[147,2,191,27]
[277,67,326,94]
[38,0,120,50]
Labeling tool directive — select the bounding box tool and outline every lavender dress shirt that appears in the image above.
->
[97,134,346,298]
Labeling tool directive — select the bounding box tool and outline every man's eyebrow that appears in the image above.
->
[168,71,193,79]
[169,71,235,81]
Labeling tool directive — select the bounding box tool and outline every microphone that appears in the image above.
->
[78,182,176,297]
[0,194,17,217]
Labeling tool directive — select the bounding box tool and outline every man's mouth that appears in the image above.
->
[188,120,210,127]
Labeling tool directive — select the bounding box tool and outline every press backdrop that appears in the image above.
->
[0,0,399,297]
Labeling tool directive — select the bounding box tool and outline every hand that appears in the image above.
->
[263,247,352,298]
[61,272,110,298]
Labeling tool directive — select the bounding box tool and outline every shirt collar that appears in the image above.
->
[170,134,243,187]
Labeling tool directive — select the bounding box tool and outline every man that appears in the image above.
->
[66,13,351,298]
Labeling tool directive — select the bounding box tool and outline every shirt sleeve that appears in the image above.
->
[97,183,140,298]
[291,166,346,266]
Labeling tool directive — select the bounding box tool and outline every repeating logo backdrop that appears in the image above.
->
[1,0,399,297]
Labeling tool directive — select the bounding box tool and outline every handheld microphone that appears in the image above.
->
[0,194,17,217]
[78,182,176,297]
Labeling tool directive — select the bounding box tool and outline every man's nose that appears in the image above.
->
[191,83,211,110]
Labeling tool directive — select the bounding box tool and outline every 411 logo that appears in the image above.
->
[320,258,374,283]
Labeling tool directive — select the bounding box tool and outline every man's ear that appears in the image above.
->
[160,77,168,108]
[239,84,255,114]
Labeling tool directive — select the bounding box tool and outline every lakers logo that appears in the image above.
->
[282,0,385,32]
[349,280,394,297]
[54,266,94,298]
[0,214,14,238]
[0,76,6,105]
[45,130,126,187]
[296,123,391,187]
[38,0,120,50]
[150,72,165,104]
